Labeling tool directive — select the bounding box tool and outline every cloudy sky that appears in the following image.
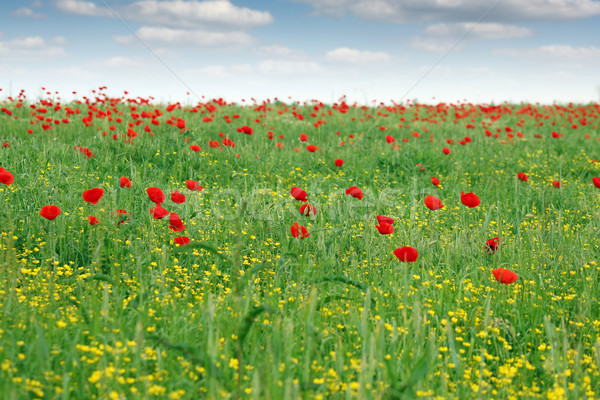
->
[1,0,599,104]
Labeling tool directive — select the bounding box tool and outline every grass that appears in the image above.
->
[0,95,600,399]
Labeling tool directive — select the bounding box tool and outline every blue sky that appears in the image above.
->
[1,0,599,104]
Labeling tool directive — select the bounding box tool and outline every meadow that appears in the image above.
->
[1,90,600,399]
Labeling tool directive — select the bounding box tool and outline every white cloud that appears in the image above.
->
[325,47,392,63]
[117,26,254,46]
[257,59,324,75]
[32,1,43,7]
[494,45,600,60]
[12,7,46,18]
[0,36,67,58]
[424,22,532,39]
[294,0,600,22]
[56,0,113,17]
[103,56,146,68]
[257,45,306,59]
[185,64,253,78]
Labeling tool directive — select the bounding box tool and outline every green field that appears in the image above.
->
[1,95,600,399]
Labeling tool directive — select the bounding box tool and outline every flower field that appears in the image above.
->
[1,90,600,399]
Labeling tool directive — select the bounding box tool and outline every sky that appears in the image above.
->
[0,0,599,104]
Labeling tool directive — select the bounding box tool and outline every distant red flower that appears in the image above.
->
[290,222,310,239]
[375,222,394,235]
[431,177,440,187]
[517,172,528,182]
[593,177,600,188]
[88,216,100,225]
[376,215,394,225]
[147,187,166,205]
[299,133,308,142]
[40,205,61,220]
[552,181,561,188]
[346,186,363,200]
[299,204,317,217]
[306,145,319,152]
[120,176,132,188]
[424,195,444,210]
[492,268,518,284]
[186,180,203,191]
[442,147,451,155]
[0,167,14,185]
[486,237,500,253]
[82,188,104,205]
[385,136,395,143]
[2,141,8,148]
[171,190,186,204]
[241,125,253,135]
[169,212,186,232]
[394,246,419,262]
[190,144,201,152]
[291,187,308,202]
[150,205,170,219]
[334,159,344,167]
[174,236,190,246]
[461,191,480,208]
[113,209,130,225]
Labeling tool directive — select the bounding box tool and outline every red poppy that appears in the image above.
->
[190,144,201,152]
[186,180,203,191]
[150,205,170,219]
[442,147,451,155]
[82,188,104,205]
[486,237,500,253]
[431,176,440,187]
[40,205,61,220]
[394,246,419,262]
[385,135,395,143]
[88,216,100,225]
[290,222,310,239]
[291,187,308,202]
[299,133,308,142]
[120,176,132,188]
[306,145,319,152]
[346,186,363,200]
[169,212,186,232]
[492,268,518,284]
[2,142,8,148]
[174,236,190,246]
[171,190,186,204]
[593,177,600,188]
[517,172,528,182]
[113,209,130,225]
[241,125,253,135]
[0,167,14,185]
[461,191,480,208]
[375,222,394,235]
[552,181,561,188]
[376,215,394,225]
[299,204,317,217]
[334,159,344,167]
[147,187,166,205]
[424,195,444,210]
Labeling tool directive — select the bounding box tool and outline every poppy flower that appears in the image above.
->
[171,190,186,204]
[299,204,317,217]
[291,187,308,202]
[2,142,8,148]
[375,222,394,235]
[492,268,518,284]
[431,177,440,187]
[517,172,528,182]
[186,180,203,191]
[88,216,100,225]
[147,187,166,205]
[376,215,394,225]
[424,195,444,210]
[290,222,310,239]
[334,159,344,167]
[593,177,600,188]
[461,191,480,208]
[442,147,451,155]
[385,135,395,143]
[150,205,170,219]
[169,212,186,232]
[113,209,130,225]
[190,144,201,152]
[486,237,500,253]
[82,188,104,205]
[394,246,419,262]
[299,133,308,142]
[552,181,561,188]
[241,125,253,135]
[120,176,132,188]
[306,145,319,152]
[174,236,190,246]
[346,186,363,200]
[40,205,61,220]
[0,167,14,185]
